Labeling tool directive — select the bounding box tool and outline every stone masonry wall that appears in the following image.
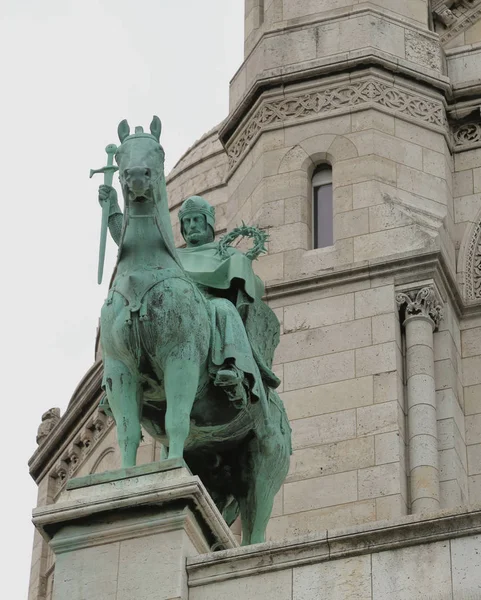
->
[436,298,468,507]
[188,507,481,600]
[266,275,407,537]
[462,314,481,505]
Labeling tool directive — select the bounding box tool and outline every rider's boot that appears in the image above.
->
[214,359,243,387]
[214,360,247,408]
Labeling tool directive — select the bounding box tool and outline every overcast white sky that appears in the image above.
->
[0,1,244,596]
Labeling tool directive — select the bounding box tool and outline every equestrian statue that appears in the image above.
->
[91,116,291,545]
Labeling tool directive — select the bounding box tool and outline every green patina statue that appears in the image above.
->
[93,116,291,545]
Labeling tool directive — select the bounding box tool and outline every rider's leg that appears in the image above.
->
[162,348,200,459]
[211,299,250,387]
[103,357,142,468]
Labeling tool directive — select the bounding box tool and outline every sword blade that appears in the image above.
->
[97,200,110,285]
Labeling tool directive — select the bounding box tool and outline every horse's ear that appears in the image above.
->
[118,119,130,143]
[150,116,162,141]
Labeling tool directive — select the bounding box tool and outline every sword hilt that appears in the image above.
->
[89,165,118,179]
[89,144,119,186]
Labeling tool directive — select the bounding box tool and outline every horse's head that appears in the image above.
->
[115,116,164,205]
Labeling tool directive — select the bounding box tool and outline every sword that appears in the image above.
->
[89,144,119,284]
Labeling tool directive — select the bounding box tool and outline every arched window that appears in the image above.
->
[312,165,333,249]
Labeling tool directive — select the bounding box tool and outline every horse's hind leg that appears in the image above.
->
[238,430,290,545]
[103,358,142,468]
[162,349,200,460]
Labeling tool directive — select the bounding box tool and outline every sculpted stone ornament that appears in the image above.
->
[94,117,291,545]
[36,408,61,445]
[395,286,443,329]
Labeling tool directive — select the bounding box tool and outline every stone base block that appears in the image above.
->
[32,460,237,600]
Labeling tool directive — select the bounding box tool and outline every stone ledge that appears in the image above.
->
[33,464,237,552]
[265,249,467,314]
[187,504,481,586]
[65,457,186,490]
[50,506,209,555]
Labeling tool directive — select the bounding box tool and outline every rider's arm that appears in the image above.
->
[99,185,123,246]
[108,209,123,246]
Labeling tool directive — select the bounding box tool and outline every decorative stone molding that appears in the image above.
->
[433,0,458,26]
[36,408,61,445]
[396,286,444,329]
[226,75,447,169]
[454,121,481,151]
[405,29,442,72]
[465,219,481,300]
[50,407,114,495]
[433,0,481,44]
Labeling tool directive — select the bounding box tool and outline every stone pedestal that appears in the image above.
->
[32,460,237,600]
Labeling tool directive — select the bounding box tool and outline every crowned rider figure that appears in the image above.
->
[177,196,281,407]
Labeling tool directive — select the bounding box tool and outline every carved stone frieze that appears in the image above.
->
[226,76,447,169]
[396,286,444,329]
[50,407,115,496]
[465,219,481,300]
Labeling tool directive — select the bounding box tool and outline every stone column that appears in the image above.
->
[396,286,443,514]
[32,460,237,600]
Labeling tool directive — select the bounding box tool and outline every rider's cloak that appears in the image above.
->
[178,243,281,389]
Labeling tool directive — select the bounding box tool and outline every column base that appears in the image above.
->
[33,460,237,600]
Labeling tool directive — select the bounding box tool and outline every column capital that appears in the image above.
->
[396,285,444,330]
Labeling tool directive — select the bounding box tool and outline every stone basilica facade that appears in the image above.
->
[29,1,481,598]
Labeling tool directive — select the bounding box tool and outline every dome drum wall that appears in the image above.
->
[166,126,229,247]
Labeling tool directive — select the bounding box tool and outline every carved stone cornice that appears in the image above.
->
[396,285,444,329]
[226,72,447,170]
[29,360,104,482]
[433,0,481,44]
[50,408,115,498]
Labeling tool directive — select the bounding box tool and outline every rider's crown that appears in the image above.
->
[179,196,216,233]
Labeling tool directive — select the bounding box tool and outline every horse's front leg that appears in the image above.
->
[103,357,142,468]
[162,347,201,459]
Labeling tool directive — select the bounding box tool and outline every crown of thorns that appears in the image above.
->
[218,223,268,261]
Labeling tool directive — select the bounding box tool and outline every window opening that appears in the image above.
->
[312,165,333,249]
